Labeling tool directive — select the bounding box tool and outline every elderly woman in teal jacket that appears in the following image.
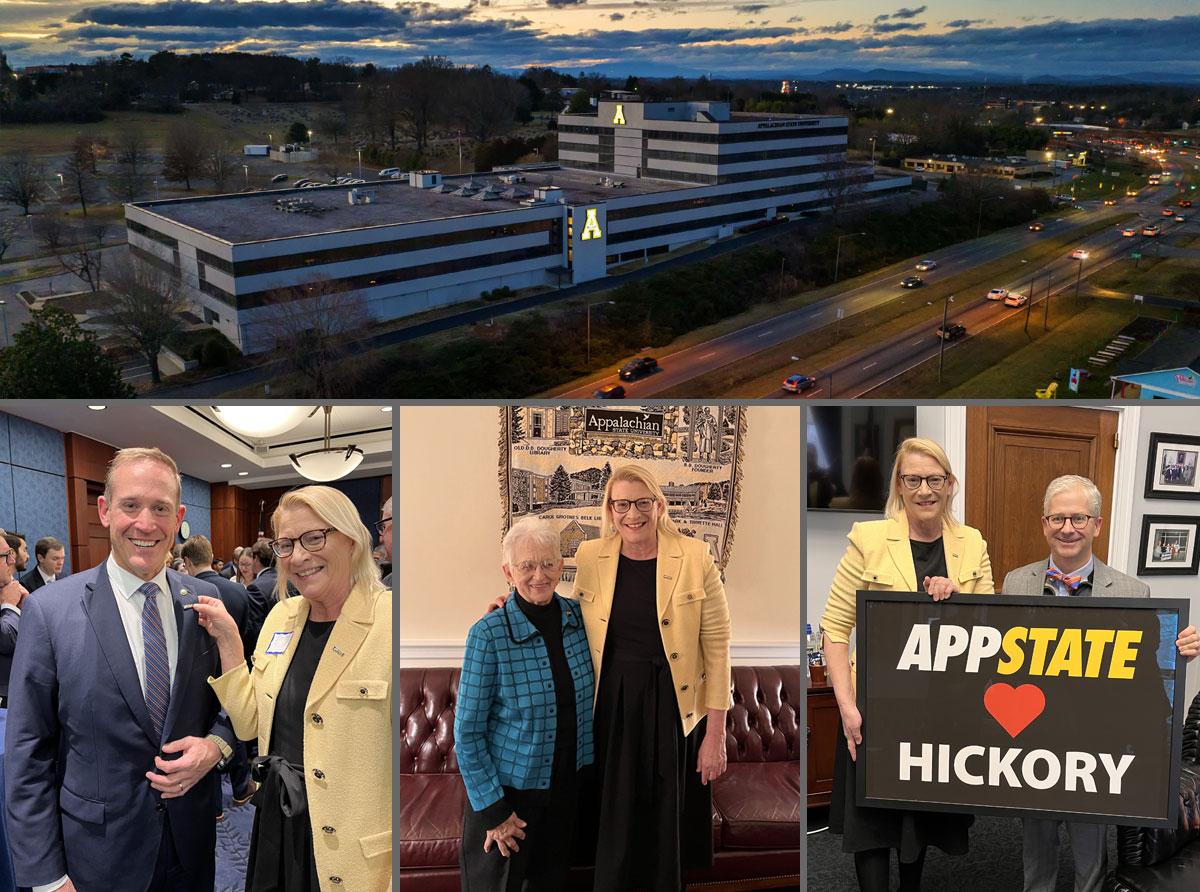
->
[456,516,595,892]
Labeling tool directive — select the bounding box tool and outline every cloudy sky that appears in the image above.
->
[2,0,1199,78]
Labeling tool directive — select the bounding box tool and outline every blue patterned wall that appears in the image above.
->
[0,413,71,576]
[180,474,211,543]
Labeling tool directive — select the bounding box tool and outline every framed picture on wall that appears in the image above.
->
[1137,514,1200,576]
[1144,433,1200,500]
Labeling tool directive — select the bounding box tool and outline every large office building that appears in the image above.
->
[124,93,908,353]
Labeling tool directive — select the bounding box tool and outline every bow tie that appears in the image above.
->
[1046,568,1083,592]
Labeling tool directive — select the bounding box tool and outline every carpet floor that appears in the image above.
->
[215,774,254,892]
[807,807,1118,892]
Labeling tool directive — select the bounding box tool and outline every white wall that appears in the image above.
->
[399,405,803,668]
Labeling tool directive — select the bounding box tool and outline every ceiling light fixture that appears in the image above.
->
[289,406,364,483]
[212,405,312,439]
[87,405,106,411]
[221,463,233,469]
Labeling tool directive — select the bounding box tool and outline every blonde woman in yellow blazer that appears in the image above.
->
[571,464,731,892]
[821,438,993,892]
[195,487,392,892]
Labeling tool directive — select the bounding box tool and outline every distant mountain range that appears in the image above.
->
[783,68,1200,87]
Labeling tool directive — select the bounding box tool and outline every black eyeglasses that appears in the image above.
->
[899,474,949,491]
[0,551,13,565]
[270,528,337,557]
[1044,514,1096,530]
[375,517,391,535]
[610,498,656,514]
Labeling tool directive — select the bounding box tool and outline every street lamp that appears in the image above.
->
[307,130,313,146]
[869,135,878,163]
[937,294,955,383]
[834,231,865,283]
[1073,251,1088,309]
[243,164,249,188]
[586,299,616,366]
[0,299,9,348]
[357,147,362,179]
[977,195,1004,239]
[153,180,159,200]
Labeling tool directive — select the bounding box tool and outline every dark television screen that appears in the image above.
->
[807,406,917,511]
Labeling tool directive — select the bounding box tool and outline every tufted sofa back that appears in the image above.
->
[399,665,802,774]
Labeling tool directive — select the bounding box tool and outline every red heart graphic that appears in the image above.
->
[984,683,1046,739]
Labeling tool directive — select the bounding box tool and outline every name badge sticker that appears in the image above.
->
[266,632,294,654]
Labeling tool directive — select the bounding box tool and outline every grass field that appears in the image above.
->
[1088,254,1200,301]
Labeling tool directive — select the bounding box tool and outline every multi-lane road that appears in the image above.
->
[560,160,1191,400]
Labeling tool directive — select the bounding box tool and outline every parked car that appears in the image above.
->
[900,276,924,288]
[1122,227,1138,237]
[936,322,967,341]
[986,288,1009,301]
[915,259,938,271]
[378,167,402,177]
[1070,249,1088,260]
[1143,225,1160,236]
[592,384,626,399]
[618,357,658,380]
[270,173,288,183]
[1004,292,1028,307]
[1028,222,1044,232]
[782,374,816,393]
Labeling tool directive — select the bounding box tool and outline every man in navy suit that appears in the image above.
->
[0,529,26,707]
[20,536,67,594]
[5,447,237,892]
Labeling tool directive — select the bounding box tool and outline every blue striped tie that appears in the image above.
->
[139,582,171,742]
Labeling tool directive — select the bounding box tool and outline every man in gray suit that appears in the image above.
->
[1004,474,1199,892]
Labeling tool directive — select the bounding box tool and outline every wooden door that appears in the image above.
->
[965,406,1119,586]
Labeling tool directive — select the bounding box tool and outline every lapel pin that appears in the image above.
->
[180,588,189,596]
[333,646,345,656]
[662,574,673,580]
[951,554,958,559]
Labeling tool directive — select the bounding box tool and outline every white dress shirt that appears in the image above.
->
[38,567,56,587]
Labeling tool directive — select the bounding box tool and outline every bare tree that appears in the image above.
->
[0,157,48,215]
[162,120,206,190]
[109,125,153,202]
[204,144,239,192]
[254,276,370,396]
[316,113,348,149]
[393,57,454,153]
[454,68,521,143]
[820,150,864,223]
[0,218,19,262]
[38,215,109,292]
[102,254,190,385]
[63,134,98,216]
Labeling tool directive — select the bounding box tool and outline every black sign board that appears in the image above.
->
[856,592,1188,827]
[584,409,665,439]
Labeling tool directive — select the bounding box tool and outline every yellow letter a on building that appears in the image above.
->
[581,208,603,240]
[613,104,626,125]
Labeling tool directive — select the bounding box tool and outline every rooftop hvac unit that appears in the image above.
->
[409,170,443,189]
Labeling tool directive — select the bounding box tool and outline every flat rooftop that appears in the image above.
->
[133,167,690,245]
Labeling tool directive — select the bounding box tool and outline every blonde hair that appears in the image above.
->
[105,447,182,509]
[884,437,960,527]
[600,464,682,539]
[271,486,384,603]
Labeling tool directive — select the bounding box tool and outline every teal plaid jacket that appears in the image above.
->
[455,592,595,812]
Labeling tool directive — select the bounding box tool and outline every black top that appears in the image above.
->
[606,554,662,662]
[909,536,948,586]
[514,592,576,761]
[270,618,336,766]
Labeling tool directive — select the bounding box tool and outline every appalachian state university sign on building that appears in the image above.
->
[856,592,1188,827]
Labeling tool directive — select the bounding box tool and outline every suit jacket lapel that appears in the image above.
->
[943,524,966,586]
[164,572,200,740]
[655,532,684,620]
[595,535,621,622]
[1090,558,1115,596]
[306,584,377,706]
[885,515,919,591]
[82,569,159,747]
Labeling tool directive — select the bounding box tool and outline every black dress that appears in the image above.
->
[460,593,581,892]
[828,537,973,862]
[590,554,713,892]
[245,617,335,892]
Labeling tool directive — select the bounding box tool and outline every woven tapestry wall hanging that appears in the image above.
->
[500,405,748,580]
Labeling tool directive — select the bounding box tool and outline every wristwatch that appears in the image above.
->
[207,733,233,771]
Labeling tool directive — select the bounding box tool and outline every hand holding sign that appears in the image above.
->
[922,575,959,602]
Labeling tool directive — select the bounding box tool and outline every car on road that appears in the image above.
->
[915,259,938,271]
[1177,215,1187,223]
[618,357,659,380]
[1181,200,1193,208]
[1004,292,1028,307]
[1028,222,1044,231]
[592,384,627,399]
[782,374,817,393]
[900,276,924,288]
[1103,199,1117,206]
[986,288,1009,301]
[936,322,967,341]
[1070,249,1088,260]
[1143,224,1160,236]
[1122,227,1138,236]
[270,173,288,183]
[1162,208,1175,216]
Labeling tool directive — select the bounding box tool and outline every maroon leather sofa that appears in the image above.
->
[399,665,803,892]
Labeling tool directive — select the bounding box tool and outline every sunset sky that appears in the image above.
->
[2,1,1199,79]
